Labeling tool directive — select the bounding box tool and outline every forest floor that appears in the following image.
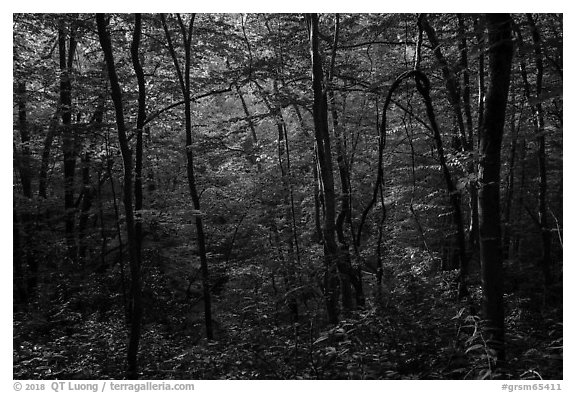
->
[13,241,562,380]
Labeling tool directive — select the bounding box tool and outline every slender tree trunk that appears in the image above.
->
[78,101,106,260]
[162,13,213,340]
[38,107,60,199]
[420,15,469,150]
[233,84,261,170]
[415,75,469,298]
[420,14,469,297]
[269,82,300,322]
[77,151,93,261]
[502,91,522,259]
[16,81,32,198]
[307,13,340,324]
[313,148,323,244]
[96,13,143,378]
[107,153,129,321]
[526,14,552,287]
[59,18,78,262]
[478,13,514,364]
[512,138,527,258]
[13,199,27,307]
[404,116,432,254]
[472,16,487,252]
[280,101,303,321]
[327,14,364,310]
[129,14,146,374]
[458,14,480,253]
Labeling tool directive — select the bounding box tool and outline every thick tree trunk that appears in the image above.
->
[307,13,340,324]
[478,13,514,364]
[15,81,38,298]
[97,13,143,379]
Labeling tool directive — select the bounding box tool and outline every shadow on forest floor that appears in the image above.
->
[13,244,562,380]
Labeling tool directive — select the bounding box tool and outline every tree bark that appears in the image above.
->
[502,101,521,260]
[306,13,340,324]
[77,151,93,261]
[420,14,469,297]
[420,15,469,150]
[162,13,214,340]
[327,14,364,310]
[62,23,78,252]
[59,18,78,262]
[526,14,552,287]
[38,107,60,199]
[458,14,480,253]
[16,81,32,198]
[96,13,143,378]
[478,13,514,364]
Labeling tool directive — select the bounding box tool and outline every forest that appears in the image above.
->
[13,13,562,380]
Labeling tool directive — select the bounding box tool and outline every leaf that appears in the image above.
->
[312,335,329,346]
[479,369,492,380]
[465,343,485,354]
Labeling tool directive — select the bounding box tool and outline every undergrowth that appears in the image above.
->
[13,246,562,380]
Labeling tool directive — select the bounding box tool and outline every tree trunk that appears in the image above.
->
[420,15,469,150]
[129,14,146,374]
[96,13,143,378]
[14,81,38,298]
[38,108,60,200]
[306,13,340,324]
[327,14,364,310]
[478,13,514,364]
[502,88,522,259]
[16,81,32,198]
[458,14,480,253]
[77,151,93,261]
[13,200,27,308]
[512,138,527,258]
[526,13,552,287]
[233,83,261,170]
[59,18,78,262]
[420,14,469,297]
[162,13,213,340]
